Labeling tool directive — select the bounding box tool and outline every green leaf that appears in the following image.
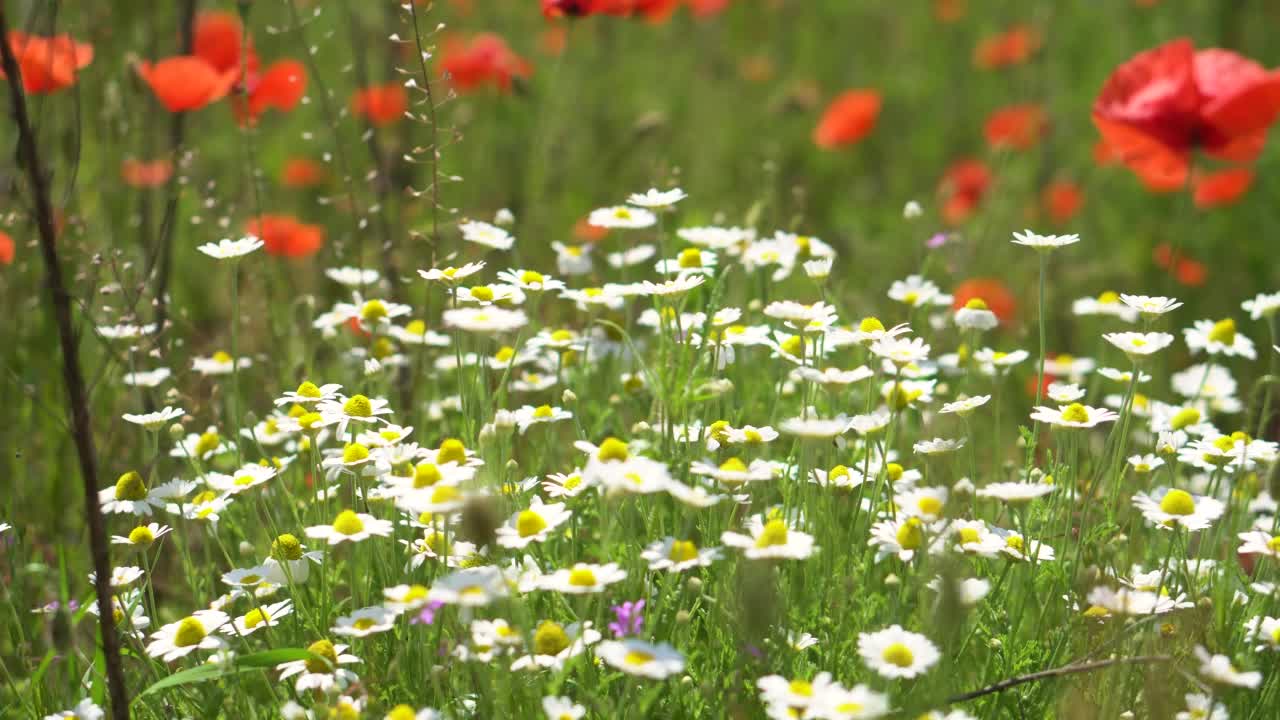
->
[136,664,226,699]
[234,648,318,668]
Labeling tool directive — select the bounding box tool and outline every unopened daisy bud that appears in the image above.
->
[238,541,254,557]
[953,477,975,495]
[685,577,703,594]
[505,459,519,472]
[676,610,691,624]
[609,394,622,405]
[747,298,763,312]
[884,574,900,587]
[903,200,923,219]
[168,422,185,439]
[631,421,652,434]
[680,676,693,686]
[478,424,496,443]
[988,638,1002,649]
[562,388,577,405]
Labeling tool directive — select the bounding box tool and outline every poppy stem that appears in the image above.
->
[0,8,131,719]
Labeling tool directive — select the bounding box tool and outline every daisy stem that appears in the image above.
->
[1033,251,1048,437]
[230,261,243,466]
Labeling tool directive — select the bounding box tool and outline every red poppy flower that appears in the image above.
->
[193,11,257,76]
[952,278,1016,325]
[933,0,965,23]
[281,157,326,188]
[541,0,634,18]
[573,217,609,242]
[121,158,174,188]
[634,0,680,23]
[1093,39,1280,189]
[938,158,991,225]
[688,0,731,18]
[974,26,1039,70]
[352,84,408,127]
[0,231,13,265]
[985,104,1047,151]
[1175,258,1207,286]
[1,32,93,94]
[812,90,882,149]
[1193,167,1253,208]
[136,56,239,112]
[246,215,324,258]
[238,60,307,121]
[1041,180,1084,223]
[439,33,532,93]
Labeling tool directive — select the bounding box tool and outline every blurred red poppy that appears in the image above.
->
[574,217,609,242]
[193,12,305,123]
[1093,39,1280,191]
[974,26,1039,70]
[635,0,681,23]
[541,0,633,17]
[136,57,238,112]
[687,0,731,18]
[1041,180,1084,223]
[952,278,1016,325]
[934,0,965,23]
[938,158,991,225]
[1193,167,1253,209]
[540,26,569,56]
[0,231,13,265]
[0,32,93,94]
[813,90,882,149]
[1175,258,1207,286]
[985,104,1047,150]
[121,159,174,188]
[246,215,324,258]
[281,157,326,188]
[194,11,256,76]
[352,84,408,127]
[439,33,531,93]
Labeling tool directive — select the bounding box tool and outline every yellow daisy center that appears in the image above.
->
[353,617,377,631]
[678,247,703,268]
[896,518,924,550]
[342,443,369,464]
[1159,489,1196,516]
[668,540,699,563]
[430,485,461,504]
[437,438,467,465]
[414,463,442,488]
[194,430,221,456]
[520,270,545,285]
[305,639,338,673]
[469,285,494,303]
[516,510,548,538]
[332,510,365,535]
[272,534,304,561]
[568,567,597,587]
[405,319,427,336]
[533,621,570,656]
[882,642,914,667]
[113,471,148,501]
[361,299,388,323]
[128,526,155,545]
[243,608,270,629]
[916,496,943,516]
[342,394,373,417]
[756,519,790,548]
[597,437,629,462]
[1061,403,1090,424]
[534,405,554,419]
[173,617,207,647]
[1208,318,1236,345]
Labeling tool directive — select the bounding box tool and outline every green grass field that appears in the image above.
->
[4,1,1280,718]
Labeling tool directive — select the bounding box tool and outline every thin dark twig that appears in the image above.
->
[945,654,1172,705]
[0,8,131,719]
[146,0,198,340]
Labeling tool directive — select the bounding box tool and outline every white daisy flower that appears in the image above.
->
[1119,293,1182,318]
[324,266,380,287]
[275,640,361,693]
[496,498,572,549]
[419,261,486,284]
[539,563,627,594]
[333,606,396,638]
[1242,291,1280,320]
[1176,693,1228,720]
[429,566,510,606]
[1085,586,1178,616]
[123,367,171,387]
[888,275,945,308]
[977,482,1054,503]
[641,537,721,573]
[41,698,104,720]
[857,625,939,679]
[939,395,991,416]
[596,640,685,679]
[1184,318,1256,359]
[606,244,657,269]
[1237,531,1280,559]
[197,236,263,259]
[225,600,293,637]
[192,351,251,376]
[1030,403,1118,429]
[589,205,656,229]
[722,517,817,560]
[1011,228,1080,250]
[1194,646,1262,688]
[627,187,687,208]
[305,510,393,545]
[110,522,173,549]
[1103,331,1175,359]
[146,609,230,661]
[1133,488,1224,532]
[510,621,600,671]
[458,220,514,250]
[1242,616,1280,652]
[121,406,184,430]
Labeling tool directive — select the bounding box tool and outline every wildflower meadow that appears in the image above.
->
[7,1,1280,719]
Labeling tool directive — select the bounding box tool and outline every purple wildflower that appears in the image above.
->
[411,599,445,625]
[608,599,645,638]
[926,232,948,249]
